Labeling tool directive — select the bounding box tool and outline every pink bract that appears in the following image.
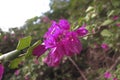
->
[116,23,120,27]
[14,70,20,76]
[33,19,88,67]
[113,78,118,80]
[0,64,4,80]
[113,15,119,20]
[101,43,109,51]
[76,24,88,36]
[104,72,111,79]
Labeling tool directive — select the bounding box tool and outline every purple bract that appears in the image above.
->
[113,78,118,80]
[116,23,120,27]
[32,44,47,58]
[113,15,119,20]
[104,72,111,79]
[32,19,88,67]
[101,43,109,51]
[0,64,4,80]
[14,70,20,76]
[76,24,88,36]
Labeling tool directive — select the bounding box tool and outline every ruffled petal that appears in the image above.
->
[63,32,82,56]
[59,19,70,30]
[44,47,64,67]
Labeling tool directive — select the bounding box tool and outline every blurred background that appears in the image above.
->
[0,0,120,80]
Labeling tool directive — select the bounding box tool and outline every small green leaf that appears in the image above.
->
[86,6,94,13]
[101,29,112,37]
[101,19,113,26]
[91,13,97,18]
[107,10,115,17]
[9,56,25,69]
[17,36,32,50]
[25,40,41,58]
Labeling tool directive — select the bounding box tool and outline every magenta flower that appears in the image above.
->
[44,47,64,67]
[101,43,109,51]
[113,78,118,80]
[33,19,87,67]
[58,19,70,30]
[76,24,88,36]
[14,70,20,76]
[104,72,112,79]
[32,44,47,58]
[63,32,82,56]
[0,64,4,80]
[113,15,119,20]
[116,23,120,27]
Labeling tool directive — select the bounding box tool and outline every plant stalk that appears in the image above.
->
[0,50,21,63]
[68,57,87,80]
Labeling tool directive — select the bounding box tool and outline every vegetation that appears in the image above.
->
[0,0,120,80]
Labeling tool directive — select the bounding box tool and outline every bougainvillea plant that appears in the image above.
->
[32,19,88,67]
[0,19,88,80]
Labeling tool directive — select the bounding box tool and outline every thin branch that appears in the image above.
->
[68,57,87,80]
[0,50,21,63]
[108,56,120,71]
[96,56,120,80]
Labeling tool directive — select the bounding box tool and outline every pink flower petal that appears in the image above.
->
[104,72,111,79]
[32,44,47,58]
[0,64,4,80]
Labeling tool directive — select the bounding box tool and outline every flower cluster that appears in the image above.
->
[33,19,88,67]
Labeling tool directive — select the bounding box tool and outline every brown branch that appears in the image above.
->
[108,56,120,71]
[68,57,88,80]
[96,56,120,80]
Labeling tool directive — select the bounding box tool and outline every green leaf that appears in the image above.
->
[25,40,41,58]
[9,56,25,69]
[86,6,94,13]
[112,0,120,7]
[107,10,115,17]
[91,13,97,18]
[101,29,112,37]
[17,36,32,50]
[101,19,113,26]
